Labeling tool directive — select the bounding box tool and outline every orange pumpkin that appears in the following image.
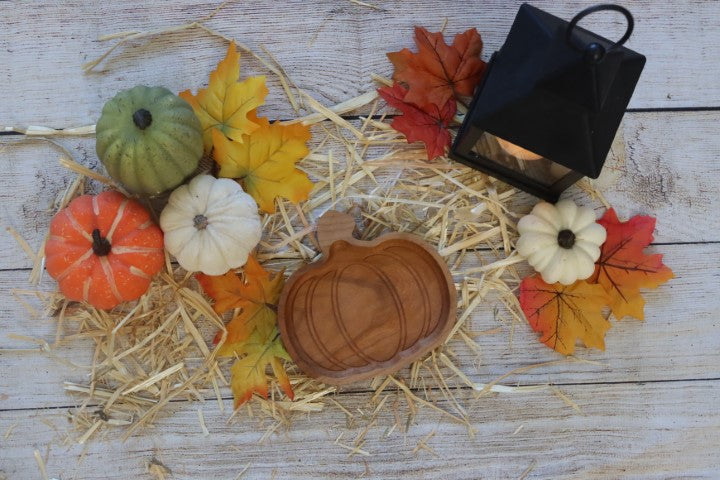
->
[45,191,165,310]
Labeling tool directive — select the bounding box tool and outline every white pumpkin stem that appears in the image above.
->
[193,214,209,230]
[557,229,576,249]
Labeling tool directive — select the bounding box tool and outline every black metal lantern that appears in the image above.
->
[450,3,645,201]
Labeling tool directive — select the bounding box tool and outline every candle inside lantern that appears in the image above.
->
[496,137,543,161]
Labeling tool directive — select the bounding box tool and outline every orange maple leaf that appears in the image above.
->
[589,209,674,320]
[179,42,268,152]
[196,256,283,345]
[387,26,486,107]
[196,257,294,407]
[213,117,313,213]
[519,275,612,355]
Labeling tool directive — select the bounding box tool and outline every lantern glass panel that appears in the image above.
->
[470,130,574,188]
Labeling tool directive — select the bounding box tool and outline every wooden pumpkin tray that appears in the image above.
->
[278,211,457,385]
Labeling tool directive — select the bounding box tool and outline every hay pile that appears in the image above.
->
[13,99,537,445]
[8,7,606,447]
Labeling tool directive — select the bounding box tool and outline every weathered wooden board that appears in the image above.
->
[2,243,715,411]
[2,380,719,479]
[1,1,719,129]
[2,1,719,479]
[600,112,720,237]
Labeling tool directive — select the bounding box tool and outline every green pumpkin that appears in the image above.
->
[96,86,203,195]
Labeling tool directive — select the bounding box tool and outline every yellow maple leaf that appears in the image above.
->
[212,118,314,213]
[179,42,268,152]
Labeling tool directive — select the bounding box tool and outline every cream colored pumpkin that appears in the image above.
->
[517,200,606,285]
[160,175,262,275]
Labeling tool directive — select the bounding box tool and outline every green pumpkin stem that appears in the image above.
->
[132,108,153,130]
[92,229,112,256]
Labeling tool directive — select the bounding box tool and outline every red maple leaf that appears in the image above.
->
[589,209,674,320]
[387,26,486,107]
[378,82,456,160]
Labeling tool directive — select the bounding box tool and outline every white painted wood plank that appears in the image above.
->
[1,244,715,410]
[1,111,719,271]
[582,111,720,242]
[1,0,719,130]
[0,2,717,479]
[1,380,719,479]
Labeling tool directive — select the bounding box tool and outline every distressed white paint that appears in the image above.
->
[1,1,719,479]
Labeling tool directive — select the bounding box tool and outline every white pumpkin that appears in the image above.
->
[516,200,607,285]
[160,175,262,276]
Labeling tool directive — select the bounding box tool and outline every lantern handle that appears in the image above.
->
[565,4,634,53]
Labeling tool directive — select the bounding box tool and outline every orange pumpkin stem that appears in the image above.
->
[91,228,112,256]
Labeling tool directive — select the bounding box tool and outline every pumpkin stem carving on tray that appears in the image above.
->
[32,10,673,432]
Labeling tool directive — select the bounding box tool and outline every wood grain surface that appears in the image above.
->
[1,1,719,479]
[278,211,456,384]
[2,381,718,479]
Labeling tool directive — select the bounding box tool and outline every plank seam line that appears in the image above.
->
[626,106,720,113]
[3,377,720,414]
[3,107,720,137]
[2,241,716,273]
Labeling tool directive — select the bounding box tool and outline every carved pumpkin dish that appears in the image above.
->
[278,211,456,385]
[45,191,165,310]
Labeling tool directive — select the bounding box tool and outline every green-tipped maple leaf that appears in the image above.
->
[227,329,294,408]
[196,256,293,407]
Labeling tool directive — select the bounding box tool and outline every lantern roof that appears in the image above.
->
[466,3,645,178]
